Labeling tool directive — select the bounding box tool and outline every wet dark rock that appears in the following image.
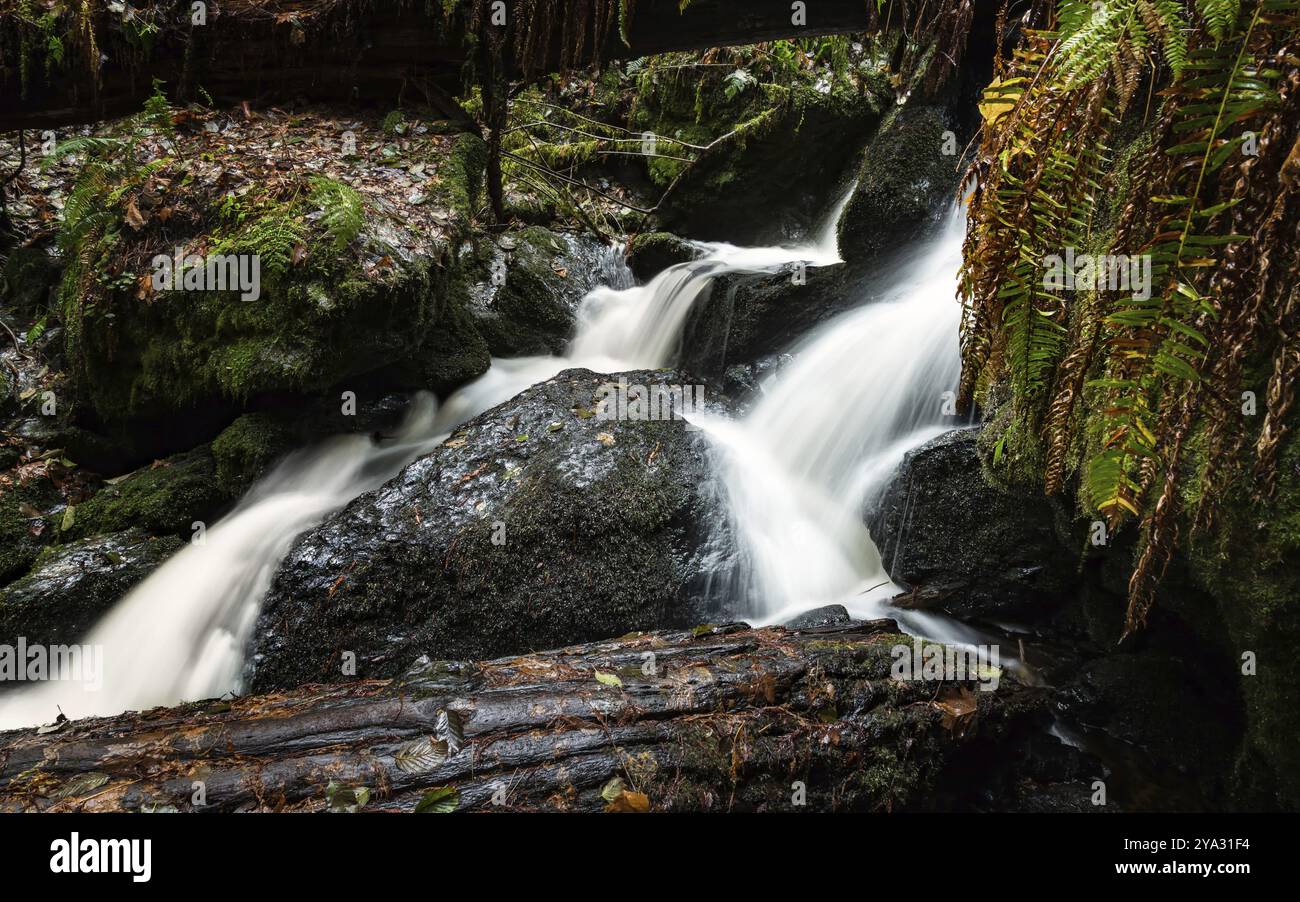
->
[680,262,848,379]
[784,604,851,629]
[870,427,1076,622]
[61,446,230,543]
[248,367,728,692]
[0,529,180,646]
[836,104,964,265]
[626,232,702,282]
[457,227,628,357]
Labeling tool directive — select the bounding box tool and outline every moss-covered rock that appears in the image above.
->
[248,367,727,692]
[836,104,962,264]
[1182,412,1300,810]
[60,447,230,542]
[67,248,479,422]
[211,392,415,496]
[0,529,180,646]
[0,245,60,314]
[53,137,492,457]
[646,82,882,245]
[629,56,886,243]
[456,226,625,357]
[211,413,300,498]
[0,475,61,586]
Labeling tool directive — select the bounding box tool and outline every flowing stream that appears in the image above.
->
[0,192,851,729]
[700,208,971,635]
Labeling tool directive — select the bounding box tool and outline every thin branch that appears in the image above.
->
[1,316,33,361]
[505,117,712,151]
[503,150,660,214]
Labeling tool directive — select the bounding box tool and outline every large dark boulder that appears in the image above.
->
[456,227,629,358]
[679,261,848,380]
[247,367,726,692]
[0,529,180,647]
[648,84,882,246]
[870,427,1076,621]
[625,232,703,282]
[836,104,964,264]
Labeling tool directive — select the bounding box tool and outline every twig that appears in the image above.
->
[515,131,611,241]
[503,151,660,214]
[0,316,32,360]
[504,118,711,152]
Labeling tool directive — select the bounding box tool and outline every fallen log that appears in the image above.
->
[0,0,889,131]
[0,620,1045,812]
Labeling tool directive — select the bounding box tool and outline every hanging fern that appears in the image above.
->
[1057,0,1192,86]
[958,0,1300,636]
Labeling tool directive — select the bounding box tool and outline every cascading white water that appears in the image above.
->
[0,202,848,730]
[699,207,969,629]
[0,397,445,729]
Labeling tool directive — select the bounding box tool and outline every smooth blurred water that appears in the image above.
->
[0,198,849,729]
[698,207,969,634]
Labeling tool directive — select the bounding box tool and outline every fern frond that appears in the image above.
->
[40,136,128,169]
[1195,0,1241,40]
[308,176,365,251]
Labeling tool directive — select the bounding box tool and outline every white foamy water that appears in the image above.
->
[0,202,848,729]
[699,207,970,634]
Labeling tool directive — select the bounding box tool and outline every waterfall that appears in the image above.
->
[699,207,969,628]
[0,214,845,729]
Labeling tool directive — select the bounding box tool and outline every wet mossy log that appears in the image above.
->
[0,620,1040,812]
[3,0,893,130]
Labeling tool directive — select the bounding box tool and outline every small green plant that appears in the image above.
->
[381,110,406,135]
[722,68,756,101]
[141,78,175,137]
[308,177,365,251]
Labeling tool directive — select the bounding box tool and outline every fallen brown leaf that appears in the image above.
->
[604,790,650,813]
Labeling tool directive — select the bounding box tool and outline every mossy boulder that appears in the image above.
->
[54,151,492,461]
[68,248,484,426]
[60,446,230,543]
[211,413,301,498]
[639,75,882,245]
[248,367,727,692]
[1182,406,1300,810]
[211,392,415,496]
[456,227,625,357]
[0,529,180,646]
[836,104,963,264]
[626,232,703,282]
[0,245,60,314]
[0,475,61,586]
